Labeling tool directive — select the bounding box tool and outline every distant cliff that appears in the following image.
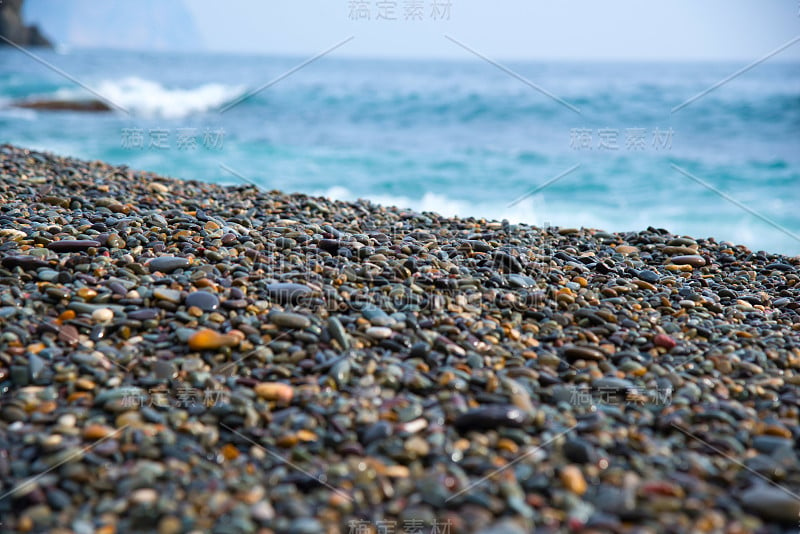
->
[0,0,52,47]
[23,0,202,51]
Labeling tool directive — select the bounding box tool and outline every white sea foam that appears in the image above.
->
[316,186,796,254]
[52,77,245,118]
[321,186,622,229]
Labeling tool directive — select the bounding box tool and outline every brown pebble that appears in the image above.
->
[615,245,639,255]
[157,516,182,534]
[669,255,706,267]
[653,334,677,349]
[58,325,80,347]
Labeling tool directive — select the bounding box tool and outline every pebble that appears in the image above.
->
[361,304,395,326]
[563,345,606,361]
[147,256,190,273]
[153,288,182,303]
[615,245,639,255]
[185,291,219,311]
[47,240,101,253]
[266,283,312,304]
[91,308,114,323]
[562,438,597,464]
[637,270,660,283]
[592,376,634,391]
[739,485,800,523]
[187,328,240,351]
[327,316,350,350]
[254,382,294,403]
[454,405,527,432]
[0,145,796,532]
[653,334,677,349]
[58,324,80,346]
[130,488,159,506]
[270,311,311,329]
[83,424,115,440]
[670,255,706,267]
[366,326,393,339]
[560,465,588,495]
[2,255,49,270]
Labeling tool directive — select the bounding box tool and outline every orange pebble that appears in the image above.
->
[27,342,46,354]
[296,429,317,442]
[254,382,294,404]
[77,287,98,300]
[187,328,239,351]
[83,424,115,440]
[67,392,92,403]
[221,443,240,461]
[276,434,299,448]
[560,465,587,495]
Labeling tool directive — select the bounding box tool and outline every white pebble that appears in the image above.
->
[92,308,114,323]
[366,326,393,339]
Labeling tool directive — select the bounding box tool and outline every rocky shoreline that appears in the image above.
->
[0,0,51,48]
[0,144,798,533]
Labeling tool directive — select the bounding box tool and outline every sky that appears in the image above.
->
[183,0,800,62]
[23,0,800,62]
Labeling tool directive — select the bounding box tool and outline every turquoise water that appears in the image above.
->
[2,49,799,254]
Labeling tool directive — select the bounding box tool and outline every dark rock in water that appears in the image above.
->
[147,256,190,273]
[185,291,219,312]
[14,99,111,112]
[266,283,312,305]
[47,240,101,253]
[454,405,527,432]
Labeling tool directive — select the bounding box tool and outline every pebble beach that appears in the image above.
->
[0,144,799,533]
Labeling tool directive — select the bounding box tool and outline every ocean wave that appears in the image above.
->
[318,186,619,229]
[315,186,798,254]
[52,76,246,118]
[0,97,37,119]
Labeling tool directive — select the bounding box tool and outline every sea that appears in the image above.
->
[1,48,799,255]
